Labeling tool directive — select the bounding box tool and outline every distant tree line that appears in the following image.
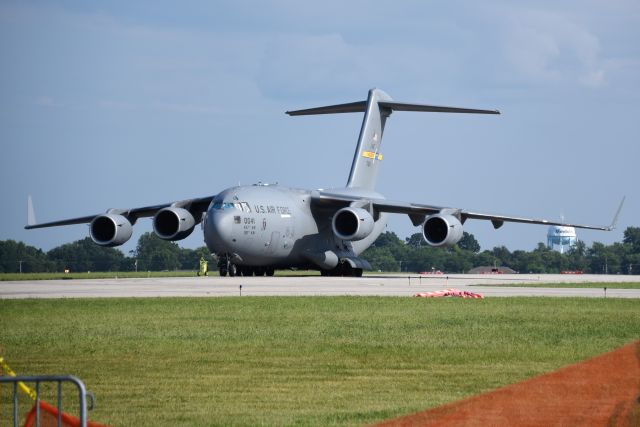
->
[1,227,640,274]
[362,227,640,274]
[0,233,212,273]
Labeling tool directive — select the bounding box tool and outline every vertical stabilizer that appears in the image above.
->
[346,89,392,190]
[285,88,499,191]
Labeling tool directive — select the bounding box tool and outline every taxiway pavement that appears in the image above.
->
[1,274,639,299]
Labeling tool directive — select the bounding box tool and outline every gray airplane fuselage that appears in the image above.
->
[204,184,388,270]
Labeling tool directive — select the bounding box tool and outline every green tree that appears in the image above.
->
[0,240,55,273]
[48,238,128,272]
[405,233,424,248]
[373,231,404,249]
[178,247,214,270]
[623,227,640,253]
[134,233,181,271]
[588,242,619,274]
[565,240,588,272]
[457,232,481,253]
[363,247,400,272]
[490,246,512,267]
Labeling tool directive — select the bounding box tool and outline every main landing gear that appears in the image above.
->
[320,263,363,277]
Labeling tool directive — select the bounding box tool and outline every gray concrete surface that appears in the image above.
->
[1,274,639,299]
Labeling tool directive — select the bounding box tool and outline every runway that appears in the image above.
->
[1,274,639,299]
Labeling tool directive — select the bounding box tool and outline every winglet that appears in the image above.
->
[607,196,625,231]
[27,195,37,227]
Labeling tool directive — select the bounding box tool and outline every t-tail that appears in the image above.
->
[286,88,500,191]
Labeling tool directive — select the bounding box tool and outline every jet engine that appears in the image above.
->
[90,214,133,247]
[153,207,196,241]
[332,207,374,241]
[422,214,463,247]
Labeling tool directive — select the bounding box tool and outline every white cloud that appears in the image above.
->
[503,8,606,87]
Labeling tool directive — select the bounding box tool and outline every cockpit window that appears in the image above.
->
[212,200,251,211]
[212,200,235,210]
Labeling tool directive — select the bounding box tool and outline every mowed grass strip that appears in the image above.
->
[481,282,640,289]
[1,297,639,426]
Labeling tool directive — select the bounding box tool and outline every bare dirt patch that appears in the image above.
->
[374,341,640,426]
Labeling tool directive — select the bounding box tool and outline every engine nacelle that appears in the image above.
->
[153,207,196,241]
[90,214,133,247]
[422,214,464,248]
[332,207,375,241]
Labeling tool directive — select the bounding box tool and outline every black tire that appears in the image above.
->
[354,268,363,277]
[219,268,227,277]
[266,268,275,277]
[229,264,237,277]
[341,263,352,277]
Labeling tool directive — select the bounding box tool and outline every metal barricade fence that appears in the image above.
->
[0,375,89,427]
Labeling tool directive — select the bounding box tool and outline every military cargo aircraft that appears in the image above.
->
[26,89,623,277]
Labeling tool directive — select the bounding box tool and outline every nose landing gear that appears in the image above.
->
[218,255,238,277]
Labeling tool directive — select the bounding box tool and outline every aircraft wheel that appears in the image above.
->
[320,269,328,277]
[341,263,353,277]
[219,268,227,277]
[354,268,363,277]
[228,264,237,277]
[255,267,266,276]
[266,268,275,277]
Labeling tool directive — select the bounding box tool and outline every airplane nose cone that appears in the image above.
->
[205,211,235,252]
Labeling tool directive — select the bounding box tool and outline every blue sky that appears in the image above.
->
[1,0,638,255]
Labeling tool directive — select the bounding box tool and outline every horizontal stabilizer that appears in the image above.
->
[286,101,367,116]
[378,101,499,115]
[286,98,499,116]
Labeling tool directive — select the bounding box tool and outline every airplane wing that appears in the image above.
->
[25,195,216,229]
[312,190,625,231]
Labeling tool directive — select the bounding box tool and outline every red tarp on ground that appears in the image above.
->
[414,289,484,298]
[24,400,110,427]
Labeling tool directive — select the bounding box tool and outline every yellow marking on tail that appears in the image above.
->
[362,151,383,161]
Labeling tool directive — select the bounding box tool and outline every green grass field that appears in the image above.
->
[1,297,639,426]
[479,282,640,289]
